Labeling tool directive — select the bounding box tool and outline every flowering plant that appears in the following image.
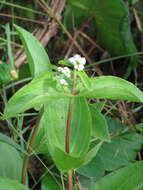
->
[2,25,143,190]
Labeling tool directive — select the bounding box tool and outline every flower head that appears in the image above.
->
[58,67,71,78]
[68,54,86,71]
[59,79,68,86]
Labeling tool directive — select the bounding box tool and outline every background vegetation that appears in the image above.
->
[1,0,143,190]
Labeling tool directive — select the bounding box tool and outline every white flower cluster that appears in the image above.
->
[58,54,86,86]
[58,67,71,86]
[59,79,68,86]
[68,54,86,71]
[58,67,71,78]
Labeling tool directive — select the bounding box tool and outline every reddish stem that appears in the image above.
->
[67,170,73,190]
[65,73,76,190]
[65,102,73,153]
[65,73,76,154]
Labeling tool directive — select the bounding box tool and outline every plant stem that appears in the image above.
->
[67,170,73,190]
[65,72,76,190]
[21,106,44,185]
[65,99,74,154]
[65,72,76,154]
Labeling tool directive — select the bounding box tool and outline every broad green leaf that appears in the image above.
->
[39,97,92,170]
[3,72,72,118]
[97,132,143,171]
[19,64,31,79]
[78,175,97,189]
[42,175,61,190]
[0,178,29,190]
[77,131,143,180]
[53,147,84,171]
[77,71,91,89]
[32,122,49,154]
[90,104,110,142]
[77,154,105,179]
[89,161,143,190]
[82,142,103,166]
[92,0,138,68]
[0,133,22,152]
[64,0,138,68]
[0,142,22,181]
[106,117,124,135]
[0,63,13,85]
[90,102,105,113]
[81,76,143,102]
[14,24,51,77]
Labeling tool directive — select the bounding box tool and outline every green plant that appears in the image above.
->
[1,25,143,190]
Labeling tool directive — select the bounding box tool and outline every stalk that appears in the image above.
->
[67,170,73,190]
[65,72,76,190]
[65,99,74,154]
[21,106,44,185]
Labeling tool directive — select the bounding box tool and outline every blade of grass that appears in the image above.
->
[85,52,143,69]
[5,23,15,70]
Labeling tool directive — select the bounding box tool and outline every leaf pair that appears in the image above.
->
[3,71,143,119]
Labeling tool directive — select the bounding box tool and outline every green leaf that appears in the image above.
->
[3,72,72,119]
[77,131,143,180]
[39,97,92,170]
[0,142,22,181]
[90,102,105,113]
[106,117,124,135]
[0,133,22,152]
[81,76,143,102]
[77,154,105,179]
[0,178,29,190]
[0,63,13,85]
[89,161,143,190]
[83,142,103,166]
[19,64,31,79]
[14,24,51,77]
[97,132,143,171]
[65,0,138,68]
[58,60,72,67]
[77,71,91,89]
[92,0,138,68]
[90,104,110,142]
[32,122,49,154]
[53,147,84,171]
[42,175,61,190]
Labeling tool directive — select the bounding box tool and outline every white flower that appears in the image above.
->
[68,57,75,65]
[68,54,86,71]
[58,67,63,72]
[58,67,71,78]
[59,79,68,86]
[77,64,84,71]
